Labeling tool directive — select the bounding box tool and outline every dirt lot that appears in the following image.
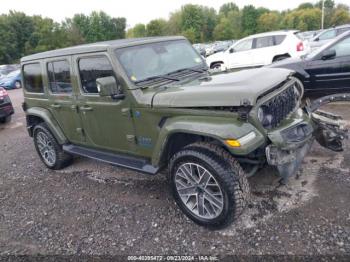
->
[0,88,349,257]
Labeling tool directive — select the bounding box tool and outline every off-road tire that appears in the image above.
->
[33,123,72,170]
[186,142,251,203]
[0,115,11,123]
[169,142,249,229]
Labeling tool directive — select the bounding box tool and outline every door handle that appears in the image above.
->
[80,105,93,112]
[51,104,61,109]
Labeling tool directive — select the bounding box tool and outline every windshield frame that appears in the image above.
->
[114,39,207,87]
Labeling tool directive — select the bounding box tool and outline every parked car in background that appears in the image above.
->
[309,24,350,51]
[0,87,14,123]
[205,41,233,57]
[297,30,320,41]
[0,64,20,76]
[0,69,22,89]
[269,31,350,95]
[193,43,206,57]
[206,30,309,70]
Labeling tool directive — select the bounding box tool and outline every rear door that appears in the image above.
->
[46,58,84,144]
[306,35,350,92]
[251,36,275,66]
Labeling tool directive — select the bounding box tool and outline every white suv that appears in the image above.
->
[206,30,309,71]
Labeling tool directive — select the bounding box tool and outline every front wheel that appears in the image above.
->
[169,143,249,229]
[14,81,21,89]
[210,62,223,71]
[33,123,72,170]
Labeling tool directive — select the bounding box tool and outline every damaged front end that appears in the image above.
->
[266,93,350,183]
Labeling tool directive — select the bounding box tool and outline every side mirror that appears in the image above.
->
[229,48,234,53]
[96,76,125,100]
[314,37,319,42]
[321,49,336,60]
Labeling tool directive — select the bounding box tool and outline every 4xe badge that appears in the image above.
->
[138,136,152,148]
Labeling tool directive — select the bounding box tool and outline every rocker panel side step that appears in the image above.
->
[62,144,159,175]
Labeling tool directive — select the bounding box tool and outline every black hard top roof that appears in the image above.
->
[21,36,186,62]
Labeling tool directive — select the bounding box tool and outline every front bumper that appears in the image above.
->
[265,118,314,182]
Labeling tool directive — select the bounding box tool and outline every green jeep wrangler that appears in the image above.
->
[21,36,349,228]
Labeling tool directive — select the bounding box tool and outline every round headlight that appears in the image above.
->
[257,107,264,122]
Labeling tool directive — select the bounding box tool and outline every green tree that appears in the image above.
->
[66,11,125,43]
[219,2,239,17]
[167,11,182,35]
[257,12,281,33]
[133,23,147,37]
[241,5,258,36]
[146,19,167,36]
[298,2,314,10]
[330,8,350,26]
[213,10,241,40]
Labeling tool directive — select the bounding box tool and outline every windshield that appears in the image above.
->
[115,40,205,83]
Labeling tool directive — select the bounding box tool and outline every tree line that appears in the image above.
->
[0,0,349,64]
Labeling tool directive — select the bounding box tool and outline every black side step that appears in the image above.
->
[62,144,159,175]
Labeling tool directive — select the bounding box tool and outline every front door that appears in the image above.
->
[46,58,83,144]
[306,35,350,93]
[227,38,254,69]
[74,53,135,154]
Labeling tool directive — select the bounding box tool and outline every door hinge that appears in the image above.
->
[126,135,136,143]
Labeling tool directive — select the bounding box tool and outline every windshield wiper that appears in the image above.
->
[166,67,208,75]
[134,75,180,85]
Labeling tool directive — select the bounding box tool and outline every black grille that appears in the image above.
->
[262,84,298,129]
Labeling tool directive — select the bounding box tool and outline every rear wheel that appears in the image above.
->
[273,55,289,62]
[0,115,11,124]
[33,123,72,170]
[169,142,249,229]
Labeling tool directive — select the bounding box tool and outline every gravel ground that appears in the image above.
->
[0,89,349,257]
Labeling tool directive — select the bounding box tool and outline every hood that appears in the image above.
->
[152,68,293,108]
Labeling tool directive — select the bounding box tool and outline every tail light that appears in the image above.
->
[0,88,8,98]
[296,42,304,52]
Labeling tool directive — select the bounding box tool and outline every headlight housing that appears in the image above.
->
[257,105,273,128]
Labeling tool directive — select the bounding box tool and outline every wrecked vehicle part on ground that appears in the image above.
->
[21,36,349,228]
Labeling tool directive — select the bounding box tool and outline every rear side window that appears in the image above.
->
[47,60,72,94]
[78,56,114,94]
[255,36,274,48]
[274,35,287,45]
[23,63,43,93]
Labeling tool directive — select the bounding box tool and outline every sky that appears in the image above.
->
[1,0,349,28]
